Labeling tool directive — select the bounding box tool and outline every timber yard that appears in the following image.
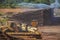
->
[0,8,60,40]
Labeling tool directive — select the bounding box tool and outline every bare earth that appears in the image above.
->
[0,8,40,13]
[38,26,60,40]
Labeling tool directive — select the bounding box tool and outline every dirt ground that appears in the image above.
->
[38,26,60,40]
[0,8,40,13]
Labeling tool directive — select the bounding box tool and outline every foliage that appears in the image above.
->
[0,0,17,8]
[23,0,50,4]
[1,0,60,8]
[40,0,50,5]
[0,13,8,26]
[0,12,4,16]
[50,0,55,3]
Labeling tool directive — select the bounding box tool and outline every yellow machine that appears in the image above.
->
[0,20,42,40]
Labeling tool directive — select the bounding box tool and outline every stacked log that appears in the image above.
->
[11,8,52,26]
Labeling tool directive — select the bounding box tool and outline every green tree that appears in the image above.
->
[39,0,50,5]
[0,0,18,8]
[5,0,17,8]
[23,0,50,4]
[50,0,55,3]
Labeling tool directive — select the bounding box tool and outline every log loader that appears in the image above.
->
[0,20,42,40]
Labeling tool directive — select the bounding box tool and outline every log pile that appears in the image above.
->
[11,8,52,26]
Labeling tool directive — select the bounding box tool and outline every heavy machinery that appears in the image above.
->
[0,19,42,40]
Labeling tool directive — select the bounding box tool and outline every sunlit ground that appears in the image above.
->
[38,26,60,40]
